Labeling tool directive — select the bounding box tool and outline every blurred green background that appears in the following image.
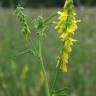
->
[0,0,96,7]
[0,0,96,96]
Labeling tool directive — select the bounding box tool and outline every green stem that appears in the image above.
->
[39,38,50,96]
[44,13,57,23]
[50,64,60,96]
[28,37,39,57]
[27,33,50,96]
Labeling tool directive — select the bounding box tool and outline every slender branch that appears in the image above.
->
[13,49,34,57]
[28,36,39,57]
[44,13,57,23]
[38,37,50,96]
[50,64,60,96]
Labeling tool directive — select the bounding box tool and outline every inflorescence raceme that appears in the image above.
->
[54,0,80,72]
[15,7,31,40]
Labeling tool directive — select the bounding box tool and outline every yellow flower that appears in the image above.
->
[60,62,68,72]
[57,11,67,21]
[54,10,67,33]
[54,0,80,72]
[62,52,68,63]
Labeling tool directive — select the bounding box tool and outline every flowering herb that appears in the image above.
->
[15,0,80,95]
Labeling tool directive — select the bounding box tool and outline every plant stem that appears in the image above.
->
[39,38,50,96]
[50,64,60,96]
[28,34,50,96]
[28,37,39,57]
[44,13,57,23]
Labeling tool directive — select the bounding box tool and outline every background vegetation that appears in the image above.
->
[0,0,96,8]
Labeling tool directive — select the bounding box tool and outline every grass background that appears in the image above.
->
[0,7,96,96]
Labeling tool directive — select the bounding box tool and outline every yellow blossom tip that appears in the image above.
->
[60,64,68,72]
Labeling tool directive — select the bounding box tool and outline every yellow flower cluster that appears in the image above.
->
[55,0,80,72]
